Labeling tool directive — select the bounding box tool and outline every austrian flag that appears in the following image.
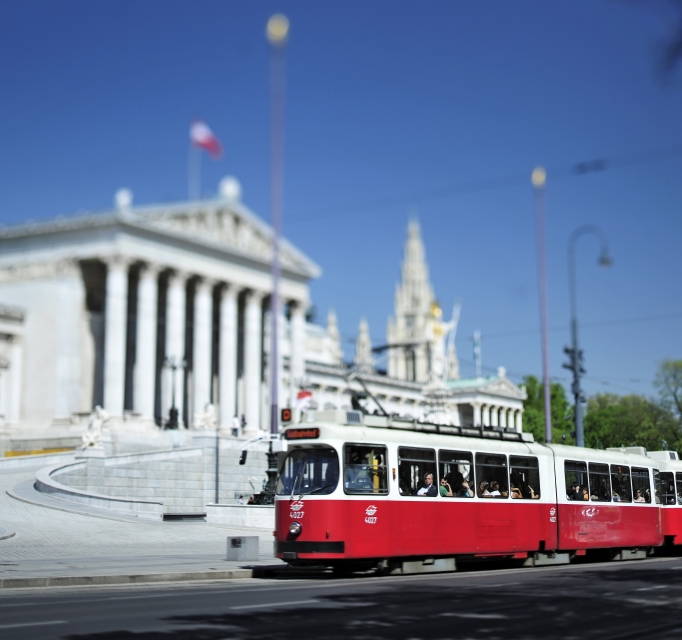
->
[190,120,222,159]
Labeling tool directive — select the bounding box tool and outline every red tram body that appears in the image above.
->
[648,450,682,544]
[274,410,668,572]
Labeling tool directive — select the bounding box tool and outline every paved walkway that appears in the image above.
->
[0,468,282,586]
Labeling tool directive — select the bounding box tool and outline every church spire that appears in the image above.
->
[354,318,374,373]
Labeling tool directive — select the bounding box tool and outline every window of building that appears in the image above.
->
[610,465,632,502]
[509,456,540,499]
[475,453,508,498]
[398,447,437,496]
[438,450,474,497]
[588,463,611,502]
[565,460,589,501]
[676,473,682,505]
[660,471,676,505]
[631,467,651,503]
[343,444,389,495]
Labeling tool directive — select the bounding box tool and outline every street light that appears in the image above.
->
[564,225,612,447]
[163,356,186,429]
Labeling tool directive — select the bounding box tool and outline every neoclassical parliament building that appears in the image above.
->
[0,178,526,440]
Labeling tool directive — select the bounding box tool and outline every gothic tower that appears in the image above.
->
[387,219,435,382]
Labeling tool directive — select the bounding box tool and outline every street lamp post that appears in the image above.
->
[163,356,186,430]
[565,225,612,447]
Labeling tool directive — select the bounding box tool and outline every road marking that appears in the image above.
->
[0,620,67,629]
[231,599,318,610]
[635,584,667,591]
[441,612,508,619]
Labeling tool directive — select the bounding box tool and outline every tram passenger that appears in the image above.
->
[634,489,646,503]
[479,481,492,497]
[581,486,589,501]
[511,485,522,499]
[528,485,540,499]
[417,473,438,496]
[440,478,453,497]
[459,480,474,498]
[568,483,581,500]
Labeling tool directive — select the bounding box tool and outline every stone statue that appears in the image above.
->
[82,405,110,449]
[193,403,217,430]
[426,302,455,386]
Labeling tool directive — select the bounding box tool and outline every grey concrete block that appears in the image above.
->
[227,536,259,561]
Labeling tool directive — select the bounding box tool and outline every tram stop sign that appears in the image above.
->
[281,408,292,424]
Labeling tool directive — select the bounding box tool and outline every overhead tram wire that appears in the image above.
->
[285,141,682,225]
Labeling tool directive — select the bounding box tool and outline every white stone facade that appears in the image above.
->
[0,183,317,435]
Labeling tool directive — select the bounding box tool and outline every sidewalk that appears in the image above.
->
[0,467,284,588]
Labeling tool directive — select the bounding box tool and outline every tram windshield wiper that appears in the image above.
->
[297,483,334,498]
[290,460,306,499]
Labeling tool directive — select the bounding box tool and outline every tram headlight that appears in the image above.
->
[289,522,302,536]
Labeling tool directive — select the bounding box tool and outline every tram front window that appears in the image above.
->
[276,447,339,496]
[344,444,388,494]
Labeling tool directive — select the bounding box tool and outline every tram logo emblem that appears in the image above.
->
[289,500,305,519]
[549,507,557,523]
[365,505,378,524]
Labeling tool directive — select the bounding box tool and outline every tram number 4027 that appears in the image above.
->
[365,505,378,525]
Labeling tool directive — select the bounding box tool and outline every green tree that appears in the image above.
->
[584,393,682,453]
[654,359,682,421]
[521,375,574,444]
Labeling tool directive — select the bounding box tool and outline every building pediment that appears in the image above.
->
[132,201,320,279]
[481,376,526,399]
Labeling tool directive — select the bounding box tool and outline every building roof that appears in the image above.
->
[0,195,321,280]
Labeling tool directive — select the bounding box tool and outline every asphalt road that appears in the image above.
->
[2,557,682,639]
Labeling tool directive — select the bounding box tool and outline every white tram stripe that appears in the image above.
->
[231,599,318,610]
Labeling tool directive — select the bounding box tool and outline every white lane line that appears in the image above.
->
[0,620,67,629]
[231,599,318,610]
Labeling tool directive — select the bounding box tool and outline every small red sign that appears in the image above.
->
[281,408,292,422]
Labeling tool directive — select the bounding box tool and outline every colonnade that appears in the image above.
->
[101,257,307,432]
[472,402,523,432]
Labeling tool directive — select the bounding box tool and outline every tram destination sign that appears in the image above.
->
[284,428,320,440]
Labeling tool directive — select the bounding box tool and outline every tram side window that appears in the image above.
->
[660,471,676,505]
[509,456,540,499]
[676,473,682,505]
[654,470,662,505]
[610,465,632,502]
[565,460,589,501]
[475,453,509,498]
[343,444,389,495]
[588,463,611,502]
[439,450,474,498]
[398,447,437,496]
[631,467,651,503]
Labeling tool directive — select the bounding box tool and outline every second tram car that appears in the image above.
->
[274,410,666,573]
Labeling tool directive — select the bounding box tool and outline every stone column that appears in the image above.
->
[482,404,491,427]
[472,402,482,427]
[289,301,306,408]
[500,407,508,428]
[134,264,160,424]
[8,337,22,425]
[192,278,214,425]
[490,405,499,427]
[103,257,130,417]
[165,271,188,427]
[516,409,524,432]
[219,285,238,429]
[243,290,264,435]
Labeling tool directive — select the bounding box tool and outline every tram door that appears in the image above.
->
[343,443,390,557]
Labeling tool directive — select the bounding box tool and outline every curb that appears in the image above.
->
[0,566,282,590]
[0,526,16,541]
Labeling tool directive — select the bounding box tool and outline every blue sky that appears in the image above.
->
[1,1,681,399]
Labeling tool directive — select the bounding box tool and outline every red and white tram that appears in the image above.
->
[273,410,666,573]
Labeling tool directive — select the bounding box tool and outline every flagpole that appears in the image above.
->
[264,13,288,500]
[532,167,552,443]
[188,142,201,201]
